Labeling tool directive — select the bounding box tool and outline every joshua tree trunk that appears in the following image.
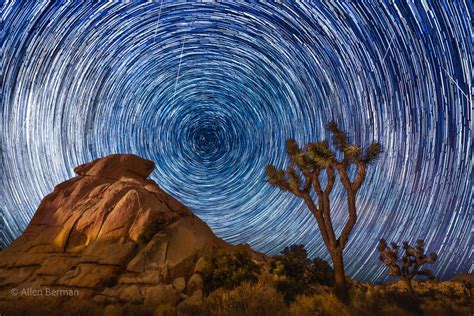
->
[402,277,414,294]
[302,174,355,303]
[332,248,348,301]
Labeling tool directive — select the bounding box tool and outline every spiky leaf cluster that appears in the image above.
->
[266,165,287,188]
[327,121,349,151]
[364,142,383,164]
[306,140,334,168]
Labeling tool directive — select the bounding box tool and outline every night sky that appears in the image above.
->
[1,1,472,282]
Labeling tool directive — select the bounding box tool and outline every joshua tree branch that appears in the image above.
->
[334,166,357,248]
[338,191,357,248]
[317,167,336,247]
[312,169,324,197]
[303,193,332,249]
[302,175,312,193]
[352,162,366,191]
[336,166,352,191]
[321,194,337,248]
[324,167,336,194]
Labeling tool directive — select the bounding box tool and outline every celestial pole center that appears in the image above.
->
[1,1,472,282]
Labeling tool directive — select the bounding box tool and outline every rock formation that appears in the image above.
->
[0,154,264,313]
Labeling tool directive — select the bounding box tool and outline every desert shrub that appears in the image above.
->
[348,287,378,314]
[289,293,352,316]
[201,248,261,294]
[288,288,436,316]
[154,303,177,316]
[271,244,334,302]
[0,298,104,316]
[380,291,422,315]
[154,303,212,316]
[358,288,423,316]
[176,303,210,316]
[376,303,417,316]
[206,282,288,316]
[308,257,335,286]
[418,299,457,316]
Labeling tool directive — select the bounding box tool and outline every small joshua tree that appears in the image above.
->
[266,121,382,301]
[378,239,437,293]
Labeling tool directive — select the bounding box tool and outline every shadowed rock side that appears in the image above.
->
[0,154,265,311]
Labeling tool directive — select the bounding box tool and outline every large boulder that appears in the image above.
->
[0,154,263,313]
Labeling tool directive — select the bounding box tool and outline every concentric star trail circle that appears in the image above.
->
[1,1,472,282]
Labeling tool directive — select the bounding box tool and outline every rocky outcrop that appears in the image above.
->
[0,154,264,313]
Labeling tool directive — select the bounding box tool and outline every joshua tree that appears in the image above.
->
[378,239,437,293]
[265,121,382,301]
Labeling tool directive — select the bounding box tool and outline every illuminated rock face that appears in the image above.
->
[0,154,260,307]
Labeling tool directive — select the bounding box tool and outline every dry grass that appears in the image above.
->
[1,281,472,316]
[0,297,102,316]
[205,282,288,316]
[289,293,352,316]
[287,285,472,316]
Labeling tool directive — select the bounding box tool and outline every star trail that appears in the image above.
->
[1,1,472,282]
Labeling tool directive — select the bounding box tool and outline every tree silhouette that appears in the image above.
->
[378,239,437,293]
[265,121,382,301]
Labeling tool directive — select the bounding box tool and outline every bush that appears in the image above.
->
[308,257,335,286]
[381,291,422,315]
[176,303,210,316]
[0,297,104,316]
[271,244,334,302]
[154,304,178,316]
[289,290,418,316]
[201,248,261,294]
[206,282,288,316]
[289,293,351,316]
